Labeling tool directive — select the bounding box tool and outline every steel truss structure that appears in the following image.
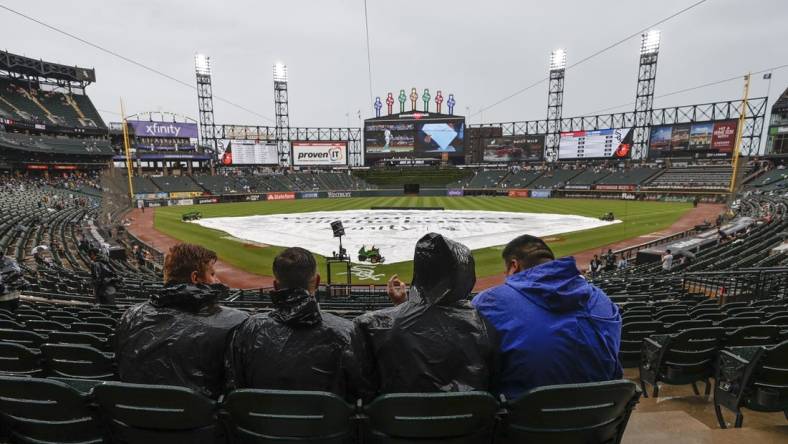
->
[215,125,363,166]
[195,62,217,160]
[632,51,659,159]
[546,60,566,161]
[273,65,291,165]
[469,97,769,159]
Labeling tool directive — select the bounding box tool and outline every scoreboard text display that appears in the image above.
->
[558,128,633,160]
[292,141,348,166]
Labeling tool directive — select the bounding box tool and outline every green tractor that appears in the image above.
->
[358,245,385,264]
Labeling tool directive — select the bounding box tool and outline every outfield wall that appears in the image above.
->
[136,187,727,207]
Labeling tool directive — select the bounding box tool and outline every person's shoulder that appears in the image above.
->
[472,284,512,307]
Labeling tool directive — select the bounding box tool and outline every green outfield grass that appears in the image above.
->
[154,197,692,284]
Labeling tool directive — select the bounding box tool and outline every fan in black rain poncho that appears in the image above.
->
[354,232,498,397]
[226,247,366,402]
[0,250,28,312]
[115,244,248,399]
[88,247,119,305]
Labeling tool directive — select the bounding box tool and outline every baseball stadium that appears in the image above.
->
[0,1,787,443]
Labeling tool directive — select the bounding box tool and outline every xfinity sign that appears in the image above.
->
[292,141,348,166]
[126,120,199,139]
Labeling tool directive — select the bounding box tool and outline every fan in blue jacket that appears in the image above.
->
[472,234,622,401]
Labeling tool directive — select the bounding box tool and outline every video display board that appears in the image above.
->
[292,141,348,166]
[415,121,465,153]
[649,120,738,158]
[482,135,545,162]
[220,140,278,165]
[364,113,465,161]
[558,128,633,160]
[364,122,416,154]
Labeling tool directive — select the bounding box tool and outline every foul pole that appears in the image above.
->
[729,73,751,194]
[120,99,135,204]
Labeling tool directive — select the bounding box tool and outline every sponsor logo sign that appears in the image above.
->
[292,141,348,166]
[198,198,218,204]
[531,190,552,198]
[508,189,530,198]
[126,120,198,139]
[595,184,635,191]
[245,194,263,201]
[267,192,296,201]
[565,184,591,190]
[447,189,464,196]
[300,192,320,199]
[327,191,352,198]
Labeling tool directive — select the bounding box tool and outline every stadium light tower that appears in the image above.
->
[546,48,566,162]
[632,30,660,159]
[195,53,217,173]
[273,62,290,166]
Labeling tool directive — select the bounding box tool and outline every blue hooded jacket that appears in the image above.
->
[472,257,622,400]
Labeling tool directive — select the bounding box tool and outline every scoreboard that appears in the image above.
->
[558,128,633,160]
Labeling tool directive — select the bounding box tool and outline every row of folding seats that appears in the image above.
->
[0,375,641,444]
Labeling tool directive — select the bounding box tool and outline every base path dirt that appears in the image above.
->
[127,203,724,292]
[472,203,725,292]
[127,208,273,289]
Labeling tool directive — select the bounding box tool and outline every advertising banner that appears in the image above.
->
[267,192,296,201]
[197,198,219,204]
[327,191,352,198]
[169,191,203,199]
[447,189,464,196]
[126,120,199,139]
[299,192,320,199]
[244,194,264,201]
[508,189,530,198]
[564,184,591,190]
[595,184,636,191]
[530,190,552,198]
[649,120,737,158]
[292,141,348,166]
[483,135,545,162]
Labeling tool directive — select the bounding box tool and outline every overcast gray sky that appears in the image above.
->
[1,0,786,128]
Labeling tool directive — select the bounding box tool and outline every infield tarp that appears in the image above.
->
[192,209,619,264]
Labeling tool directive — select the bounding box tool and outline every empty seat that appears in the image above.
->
[222,389,355,443]
[27,319,70,333]
[71,322,114,336]
[41,343,116,380]
[719,317,761,329]
[0,328,46,348]
[362,391,498,443]
[496,380,641,444]
[714,340,788,428]
[0,375,104,443]
[640,327,726,397]
[724,325,782,347]
[620,321,663,368]
[94,381,219,443]
[49,331,111,352]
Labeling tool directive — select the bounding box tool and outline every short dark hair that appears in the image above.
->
[273,247,317,290]
[164,243,217,284]
[502,234,555,269]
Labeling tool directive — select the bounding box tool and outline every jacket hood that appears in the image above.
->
[506,257,592,312]
[151,282,227,313]
[411,233,475,305]
[270,287,322,326]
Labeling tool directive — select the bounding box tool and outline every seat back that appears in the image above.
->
[71,322,114,336]
[0,328,46,348]
[664,319,713,333]
[41,343,116,380]
[620,321,662,367]
[725,325,780,347]
[364,391,498,443]
[663,328,725,381]
[498,380,640,444]
[49,331,111,351]
[94,381,218,444]
[222,389,355,443]
[718,317,761,328]
[0,342,42,376]
[0,375,103,444]
[27,319,70,333]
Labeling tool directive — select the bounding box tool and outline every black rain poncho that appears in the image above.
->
[354,233,498,398]
[115,283,248,399]
[90,258,118,304]
[225,287,364,402]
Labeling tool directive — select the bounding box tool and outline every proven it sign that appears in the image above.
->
[292,141,348,166]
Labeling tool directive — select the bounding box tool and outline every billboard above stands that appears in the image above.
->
[558,128,633,160]
[126,120,198,139]
[292,141,348,166]
[648,120,738,158]
[483,135,544,162]
[220,140,278,165]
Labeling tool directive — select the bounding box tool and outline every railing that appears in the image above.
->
[681,267,788,303]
